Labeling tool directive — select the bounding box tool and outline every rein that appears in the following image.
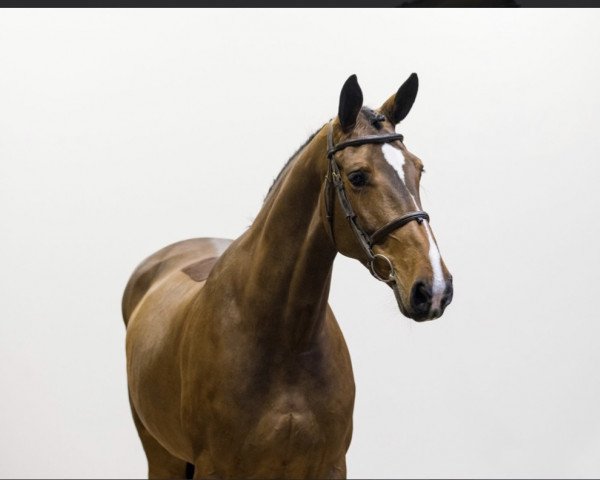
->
[324,121,429,284]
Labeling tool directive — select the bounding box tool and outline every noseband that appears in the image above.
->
[324,121,429,284]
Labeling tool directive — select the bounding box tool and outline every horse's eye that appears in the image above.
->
[347,171,368,187]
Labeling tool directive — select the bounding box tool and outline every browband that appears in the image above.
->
[327,133,405,157]
[369,211,429,245]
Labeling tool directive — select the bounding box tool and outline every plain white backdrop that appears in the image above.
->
[1,8,600,479]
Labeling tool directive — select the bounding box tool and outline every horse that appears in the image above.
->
[122,73,453,479]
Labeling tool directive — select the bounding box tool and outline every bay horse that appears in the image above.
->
[122,73,453,479]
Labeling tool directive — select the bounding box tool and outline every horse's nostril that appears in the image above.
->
[411,281,432,313]
[441,282,454,309]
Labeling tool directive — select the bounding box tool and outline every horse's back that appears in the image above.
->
[122,237,232,325]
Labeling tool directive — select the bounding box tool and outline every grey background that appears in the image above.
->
[1,9,599,479]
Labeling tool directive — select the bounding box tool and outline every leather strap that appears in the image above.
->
[327,132,404,157]
[369,211,429,245]
[328,156,375,261]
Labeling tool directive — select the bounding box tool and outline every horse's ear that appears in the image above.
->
[338,74,363,132]
[380,73,419,125]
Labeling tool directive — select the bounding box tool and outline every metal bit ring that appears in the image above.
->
[369,254,396,283]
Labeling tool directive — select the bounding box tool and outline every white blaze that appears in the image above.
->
[381,143,420,209]
[381,143,408,185]
[423,220,445,308]
[381,144,446,308]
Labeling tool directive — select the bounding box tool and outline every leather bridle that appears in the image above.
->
[324,120,429,284]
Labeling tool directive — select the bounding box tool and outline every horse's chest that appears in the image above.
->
[252,392,322,448]
[219,387,352,474]
[184,321,355,470]
[199,356,354,470]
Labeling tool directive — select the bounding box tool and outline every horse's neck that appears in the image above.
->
[234,128,336,352]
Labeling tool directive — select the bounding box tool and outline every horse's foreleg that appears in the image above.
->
[325,456,347,480]
[189,450,220,480]
[129,393,191,479]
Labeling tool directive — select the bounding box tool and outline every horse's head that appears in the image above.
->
[323,74,453,321]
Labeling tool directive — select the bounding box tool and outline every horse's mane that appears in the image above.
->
[265,127,322,200]
[265,108,380,201]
